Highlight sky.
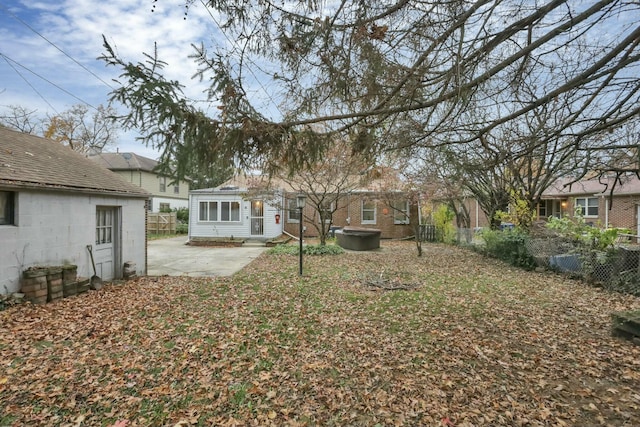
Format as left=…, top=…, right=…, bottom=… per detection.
left=0, top=0, right=225, bottom=159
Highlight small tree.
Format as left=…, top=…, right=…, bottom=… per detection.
left=276, top=142, right=371, bottom=246
left=44, top=104, right=119, bottom=154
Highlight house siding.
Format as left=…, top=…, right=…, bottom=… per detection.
left=111, top=170, right=190, bottom=212
left=188, top=191, right=283, bottom=240
left=0, top=189, right=147, bottom=294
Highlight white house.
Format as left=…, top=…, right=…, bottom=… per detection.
left=0, top=127, right=150, bottom=294
left=188, top=185, right=284, bottom=242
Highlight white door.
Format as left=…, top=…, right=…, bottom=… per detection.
left=95, top=207, right=119, bottom=280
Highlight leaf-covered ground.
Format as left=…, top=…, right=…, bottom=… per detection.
left=1, top=241, right=639, bottom=426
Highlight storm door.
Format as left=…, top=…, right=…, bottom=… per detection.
left=250, top=200, right=264, bottom=236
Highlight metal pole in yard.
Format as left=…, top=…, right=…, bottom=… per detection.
left=297, top=194, right=307, bottom=276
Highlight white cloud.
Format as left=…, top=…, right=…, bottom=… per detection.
left=0, top=0, right=228, bottom=156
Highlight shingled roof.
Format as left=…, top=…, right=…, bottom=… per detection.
left=89, top=152, right=159, bottom=172
left=0, top=127, right=149, bottom=197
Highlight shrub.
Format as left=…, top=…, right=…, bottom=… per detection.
left=176, top=223, right=188, bottom=234
left=480, top=229, right=536, bottom=270
left=174, top=208, right=189, bottom=222
left=433, top=205, right=456, bottom=243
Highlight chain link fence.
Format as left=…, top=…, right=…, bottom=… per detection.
left=443, top=226, right=640, bottom=296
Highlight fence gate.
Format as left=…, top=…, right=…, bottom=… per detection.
left=147, top=212, right=177, bottom=234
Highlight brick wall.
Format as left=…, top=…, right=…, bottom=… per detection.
left=283, top=192, right=417, bottom=239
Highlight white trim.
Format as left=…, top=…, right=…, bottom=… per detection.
left=361, top=200, right=377, bottom=224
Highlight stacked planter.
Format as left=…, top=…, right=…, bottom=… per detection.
left=123, top=261, right=137, bottom=280
left=21, top=268, right=49, bottom=305
left=62, top=265, right=78, bottom=297
left=76, top=278, right=90, bottom=294
left=21, top=265, right=88, bottom=304
left=46, top=267, right=63, bottom=302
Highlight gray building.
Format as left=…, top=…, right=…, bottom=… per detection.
left=0, top=127, right=149, bottom=294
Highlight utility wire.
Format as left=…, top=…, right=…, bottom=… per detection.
left=0, top=51, right=97, bottom=109
left=0, top=2, right=115, bottom=90
left=198, top=0, right=284, bottom=117
left=0, top=53, right=58, bottom=112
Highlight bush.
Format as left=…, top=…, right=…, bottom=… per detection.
left=267, top=244, right=345, bottom=256
left=176, top=223, right=188, bottom=234
left=174, top=207, right=189, bottom=223
left=433, top=205, right=456, bottom=243
left=480, top=229, right=536, bottom=270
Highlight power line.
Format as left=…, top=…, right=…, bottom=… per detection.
left=0, top=2, right=115, bottom=91
left=198, top=0, right=284, bottom=118
left=0, top=53, right=58, bottom=113
left=0, top=51, right=97, bottom=109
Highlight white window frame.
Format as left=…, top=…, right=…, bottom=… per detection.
left=174, top=184, right=180, bottom=194
left=287, top=198, right=301, bottom=223
left=361, top=200, right=377, bottom=224
left=95, top=207, right=113, bottom=245
left=199, top=201, right=218, bottom=222
left=391, top=200, right=410, bottom=224
left=220, top=201, right=241, bottom=222
left=198, top=200, right=241, bottom=222
left=159, top=176, right=166, bottom=193
left=575, top=197, right=598, bottom=218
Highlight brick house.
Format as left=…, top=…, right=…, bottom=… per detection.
left=540, top=175, right=640, bottom=233
left=188, top=174, right=419, bottom=242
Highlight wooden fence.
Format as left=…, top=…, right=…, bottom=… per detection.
left=419, top=224, right=436, bottom=242
left=147, top=212, right=177, bottom=235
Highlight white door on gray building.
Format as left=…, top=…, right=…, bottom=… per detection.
left=95, top=206, right=120, bottom=280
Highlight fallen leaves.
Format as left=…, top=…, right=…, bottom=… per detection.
left=0, top=242, right=639, bottom=426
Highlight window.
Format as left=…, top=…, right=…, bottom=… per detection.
left=575, top=197, right=598, bottom=217
left=199, top=201, right=218, bottom=221
left=287, top=198, right=300, bottom=222
left=362, top=200, right=376, bottom=224
left=159, top=203, right=171, bottom=212
left=159, top=177, right=167, bottom=192
left=96, top=208, right=113, bottom=244
left=199, top=200, right=240, bottom=222
left=391, top=201, right=410, bottom=224
left=221, top=201, right=241, bottom=222
left=0, top=191, right=15, bottom=225
left=174, top=184, right=180, bottom=194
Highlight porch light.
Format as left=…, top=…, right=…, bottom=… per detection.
left=297, top=193, right=307, bottom=276
left=561, top=200, right=568, bottom=209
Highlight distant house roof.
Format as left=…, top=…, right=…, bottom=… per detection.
left=89, top=152, right=159, bottom=172
left=543, top=175, right=640, bottom=198
left=196, top=168, right=408, bottom=194
left=0, top=127, right=149, bottom=197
